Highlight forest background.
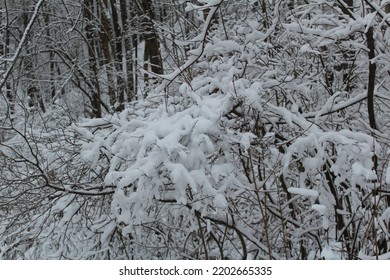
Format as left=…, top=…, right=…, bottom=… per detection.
left=1, top=0, right=390, bottom=260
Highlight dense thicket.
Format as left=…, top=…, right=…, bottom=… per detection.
left=1, top=0, right=390, bottom=259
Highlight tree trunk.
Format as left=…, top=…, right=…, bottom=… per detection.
left=99, top=0, right=116, bottom=110
left=366, top=27, right=377, bottom=132
left=120, top=0, right=136, bottom=102
left=43, top=3, right=56, bottom=100
left=140, top=0, right=163, bottom=76
left=1, top=0, right=14, bottom=115
left=83, top=0, right=102, bottom=118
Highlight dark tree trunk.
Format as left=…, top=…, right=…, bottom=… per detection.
left=140, top=0, right=163, bottom=76
left=366, top=27, right=377, bottom=133
left=120, top=0, right=136, bottom=102
left=110, top=0, right=125, bottom=111
left=83, top=0, right=102, bottom=118
left=99, top=0, right=116, bottom=109
left=1, top=0, right=14, bottom=115
left=43, top=3, right=56, bottom=100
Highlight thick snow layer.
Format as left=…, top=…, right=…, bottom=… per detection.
left=321, top=242, right=343, bottom=260
left=311, top=204, right=327, bottom=215
left=214, top=193, right=228, bottom=208
left=288, top=187, right=319, bottom=198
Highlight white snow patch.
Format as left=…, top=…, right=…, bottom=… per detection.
left=288, top=187, right=319, bottom=198
left=352, top=162, right=377, bottom=181
left=358, top=251, right=390, bottom=260
left=311, top=204, right=327, bottom=215
left=321, top=242, right=343, bottom=260
left=214, top=193, right=228, bottom=208
left=299, top=44, right=321, bottom=55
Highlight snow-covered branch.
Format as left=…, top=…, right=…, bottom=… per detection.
left=0, top=0, right=46, bottom=89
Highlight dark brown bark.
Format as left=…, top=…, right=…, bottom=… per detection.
left=1, top=0, right=14, bottom=115
left=366, top=27, right=377, bottom=132
left=43, top=3, right=56, bottom=99
left=366, top=27, right=378, bottom=173
left=99, top=0, right=116, bottom=109
left=83, top=0, right=102, bottom=118
left=120, top=0, right=136, bottom=102
left=323, top=161, right=352, bottom=254
left=110, top=0, right=125, bottom=111
left=139, top=0, right=163, bottom=76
